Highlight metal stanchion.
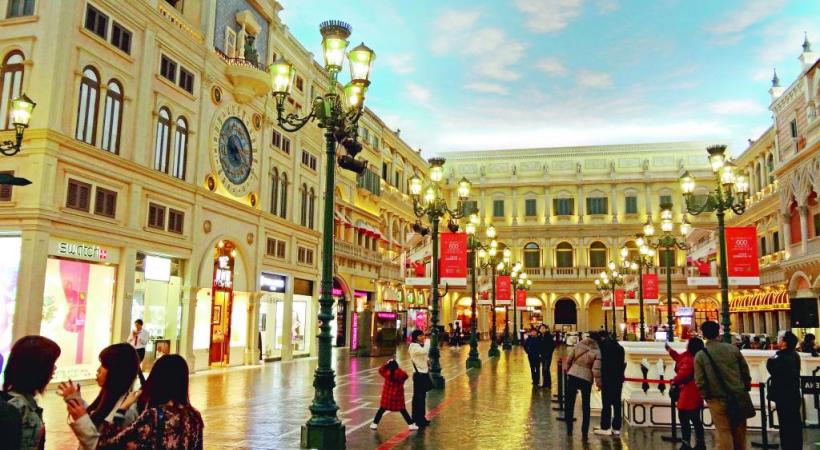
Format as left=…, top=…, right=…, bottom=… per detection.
left=660, top=385, right=680, bottom=443
left=553, top=359, right=564, bottom=412
left=752, top=381, right=779, bottom=448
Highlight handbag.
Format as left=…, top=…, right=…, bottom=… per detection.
left=702, top=348, right=756, bottom=425
left=412, top=361, right=433, bottom=392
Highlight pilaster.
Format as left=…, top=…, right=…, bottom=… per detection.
left=179, top=287, right=199, bottom=370
left=12, top=230, right=49, bottom=340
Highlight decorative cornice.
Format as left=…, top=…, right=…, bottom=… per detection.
left=438, top=141, right=722, bottom=162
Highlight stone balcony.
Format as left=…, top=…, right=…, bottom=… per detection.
left=215, top=49, right=271, bottom=104
left=484, top=266, right=687, bottom=281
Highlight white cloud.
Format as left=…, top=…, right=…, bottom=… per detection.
left=577, top=70, right=612, bottom=88
left=405, top=82, right=432, bottom=105
left=706, top=0, right=787, bottom=37
left=431, top=9, right=481, bottom=55
left=514, top=0, right=584, bottom=33
left=535, top=57, right=568, bottom=76
left=707, top=99, right=767, bottom=116
left=757, top=22, right=816, bottom=66
left=464, top=82, right=509, bottom=94
left=596, top=0, right=619, bottom=13
left=384, top=53, right=414, bottom=75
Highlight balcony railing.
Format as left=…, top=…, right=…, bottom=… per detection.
left=334, top=239, right=390, bottom=267
left=214, top=49, right=271, bottom=103
left=379, top=263, right=402, bottom=282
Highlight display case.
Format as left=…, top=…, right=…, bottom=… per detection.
left=355, top=310, right=399, bottom=357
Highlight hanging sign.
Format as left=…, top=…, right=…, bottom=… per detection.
left=726, top=227, right=760, bottom=286
left=515, top=289, right=527, bottom=307
left=602, top=289, right=626, bottom=308
left=615, top=289, right=625, bottom=307
left=496, top=275, right=511, bottom=305
left=642, top=273, right=659, bottom=304
left=439, top=232, right=467, bottom=286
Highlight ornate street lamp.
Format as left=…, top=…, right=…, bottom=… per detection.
left=622, top=239, right=655, bottom=341
left=1, top=94, right=36, bottom=157
left=270, top=20, right=374, bottom=449
left=409, top=157, right=470, bottom=389
left=642, top=204, right=691, bottom=342
left=466, top=216, right=507, bottom=363
left=680, top=144, right=748, bottom=343
left=594, top=261, right=624, bottom=339
left=510, top=268, right=531, bottom=343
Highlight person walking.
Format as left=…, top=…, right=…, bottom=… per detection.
left=97, top=354, right=203, bottom=449
left=56, top=343, right=141, bottom=450
left=408, top=329, right=432, bottom=426
left=666, top=338, right=706, bottom=450
left=766, top=331, right=802, bottom=450
left=129, top=319, right=150, bottom=362
left=564, top=332, right=600, bottom=439
left=538, top=324, right=555, bottom=389
left=593, top=333, right=625, bottom=437
left=370, top=359, right=417, bottom=431
left=694, top=321, right=754, bottom=450
left=524, top=328, right=541, bottom=385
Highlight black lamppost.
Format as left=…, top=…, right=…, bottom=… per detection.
left=643, top=203, right=691, bottom=342
left=269, top=20, right=375, bottom=449
left=512, top=271, right=532, bottom=338
left=409, top=159, right=471, bottom=389
left=497, top=258, right=514, bottom=350
left=680, top=145, right=749, bottom=343
left=466, top=217, right=507, bottom=362
left=594, top=261, right=624, bottom=339
left=621, top=238, right=655, bottom=341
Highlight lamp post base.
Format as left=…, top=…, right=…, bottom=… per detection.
left=466, top=356, right=482, bottom=369
left=488, top=340, right=500, bottom=358
left=431, top=372, right=446, bottom=389
left=301, top=421, right=346, bottom=449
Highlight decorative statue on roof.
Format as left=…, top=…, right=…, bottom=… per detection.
left=244, top=34, right=259, bottom=65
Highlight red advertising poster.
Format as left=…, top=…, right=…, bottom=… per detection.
left=515, top=289, right=527, bottom=307
left=642, top=273, right=659, bottom=304
left=496, top=276, right=511, bottom=305
left=439, top=232, right=467, bottom=286
left=614, top=289, right=625, bottom=307
left=726, top=227, right=760, bottom=285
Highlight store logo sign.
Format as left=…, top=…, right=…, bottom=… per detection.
left=260, top=272, right=286, bottom=293
left=57, top=242, right=108, bottom=260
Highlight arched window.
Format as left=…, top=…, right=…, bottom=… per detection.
left=766, top=154, right=774, bottom=184
left=589, top=241, right=607, bottom=268
left=171, top=116, right=188, bottom=179
left=0, top=51, right=25, bottom=130
left=556, top=242, right=573, bottom=268
left=308, top=188, right=316, bottom=229
left=523, top=242, right=540, bottom=268
left=279, top=173, right=288, bottom=219
left=300, top=183, right=308, bottom=227
left=270, top=168, right=279, bottom=214
left=754, top=163, right=762, bottom=192
left=100, top=80, right=123, bottom=153
left=153, top=107, right=172, bottom=173
left=75, top=66, right=100, bottom=144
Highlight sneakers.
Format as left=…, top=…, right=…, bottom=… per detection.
left=612, top=429, right=621, bottom=436
left=593, top=428, right=612, bottom=436
left=408, top=424, right=419, bottom=431
left=369, top=423, right=378, bottom=430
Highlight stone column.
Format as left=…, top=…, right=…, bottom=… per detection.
left=511, top=188, right=518, bottom=225
left=778, top=212, right=788, bottom=255
left=543, top=188, right=551, bottom=225
left=799, top=205, right=809, bottom=255
left=577, top=186, right=585, bottom=224
left=179, top=287, right=200, bottom=371
left=12, top=230, right=50, bottom=340
left=645, top=183, right=653, bottom=220
left=245, top=292, right=261, bottom=365
left=113, top=247, right=138, bottom=344
left=281, top=279, right=295, bottom=361
left=610, top=184, right=618, bottom=224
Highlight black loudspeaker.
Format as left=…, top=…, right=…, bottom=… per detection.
left=790, top=298, right=819, bottom=328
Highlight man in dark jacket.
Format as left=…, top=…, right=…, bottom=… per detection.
left=524, top=328, right=541, bottom=385
left=538, top=324, right=555, bottom=389
left=767, top=331, right=802, bottom=450
left=593, top=333, right=625, bottom=436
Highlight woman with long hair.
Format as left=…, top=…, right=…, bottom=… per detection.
left=666, top=338, right=706, bottom=450
left=97, top=354, right=203, bottom=449
left=370, top=359, right=416, bottom=431
left=57, top=343, right=141, bottom=449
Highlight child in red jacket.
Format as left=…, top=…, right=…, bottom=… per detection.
left=666, top=338, right=706, bottom=450
left=370, top=359, right=418, bottom=431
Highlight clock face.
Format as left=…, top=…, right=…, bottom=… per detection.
left=218, top=117, right=252, bottom=185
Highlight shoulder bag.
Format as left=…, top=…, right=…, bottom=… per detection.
left=412, top=360, right=433, bottom=392
left=702, top=348, right=755, bottom=426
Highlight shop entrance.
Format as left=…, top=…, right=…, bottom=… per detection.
left=209, top=241, right=236, bottom=366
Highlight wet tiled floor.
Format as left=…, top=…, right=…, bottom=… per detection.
left=40, top=343, right=816, bottom=449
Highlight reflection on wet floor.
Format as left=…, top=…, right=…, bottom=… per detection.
left=40, top=344, right=815, bottom=449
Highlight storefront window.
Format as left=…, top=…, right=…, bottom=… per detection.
left=192, top=289, right=211, bottom=350
left=41, top=258, right=116, bottom=381
left=259, top=294, right=283, bottom=359
left=131, top=254, right=183, bottom=355
left=292, top=296, right=309, bottom=354
left=0, top=236, right=21, bottom=363
left=230, top=294, right=248, bottom=346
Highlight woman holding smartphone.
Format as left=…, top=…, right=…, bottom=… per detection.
left=408, top=329, right=432, bottom=426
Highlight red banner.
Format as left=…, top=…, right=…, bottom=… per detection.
left=515, top=289, right=527, bottom=307
left=642, top=273, right=659, bottom=304
left=726, top=226, right=760, bottom=285
left=496, top=275, right=511, bottom=302
left=615, top=289, right=625, bottom=307
left=439, top=232, right=467, bottom=286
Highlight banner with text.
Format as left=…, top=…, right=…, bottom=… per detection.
left=642, top=273, right=659, bottom=304
left=516, top=289, right=527, bottom=307
left=602, top=289, right=626, bottom=308
left=726, top=226, right=760, bottom=286
left=496, top=275, right=512, bottom=305
left=439, top=232, right=467, bottom=286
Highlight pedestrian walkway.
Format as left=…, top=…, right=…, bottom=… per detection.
left=40, top=343, right=816, bottom=449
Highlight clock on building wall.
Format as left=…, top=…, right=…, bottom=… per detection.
left=210, top=104, right=259, bottom=198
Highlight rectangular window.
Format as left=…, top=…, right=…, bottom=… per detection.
left=759, top=237, right=767, bottom=256
left=301, top=151, right=317, bottom=171
left=168, top=209, right=184, bottom=234
left=790, top=119, right=798, bottom=138
left=266, top=238, right=287, bottom=259
left=461, top=200, right=478, bottom=216
left=66, top=179, right=92, bottom=212
left=586, top=197, right=608, bottom=215
left=382, top=162, right=388, bottom=180
left=272, top=130, right=282, bottom=148
left=282, top=137, right=291, bottom=154
left=160, top=55, right=177, bottom=83
left=525, top=199, right=537, bottom=217
left=111, top=22, right=132, bottom=54
left=93, top=187, right=117, bottom=218
left=556, top=251, right=573, bottom=268
left=0, top=171, right=14, bottom=201
left=356, top=168, right=381, bottom=195
left=553, top=198, right=574, bottom=216
left=276, top=240, right=286, bottom=259
left=84, top=4, right=108, bottom=39
left=524, top=251, right=540, bottom=268
left=7, top=0, right=35, bottom=18
left=179, top=67, right=194, bottom=94
left=266, top=238, right=276, bottom=256
left=492, top=199, right=504, bottom=217
left=224, top=27, right=237, bottom=58
left=297, top=246, right=314, bottom=265
left=659, top=194, right=673, bottom=208
left=625, top=196, right=638, bottom=214
left=147, top=203, right=166, bottom=229
left=772, top=231, right=780, bottom=252
left=295, top=76, right=304, bottom=92
left=814, top=213, right=820, bottom=238
left=589, top=250, right=607, bottom=268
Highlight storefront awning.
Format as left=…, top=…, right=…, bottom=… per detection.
left=730, top=289, right=790, bottom=313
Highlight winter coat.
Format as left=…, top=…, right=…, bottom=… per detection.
left=593, top=339, right=626, bottom=388
left=523, top=335, right=541, bottom=359
left=668, top=347, right=704, bottom=411
left=67, top=394, right=139, bottom=450
left=565, top=338, right=600, bottom=383
left=766, top=348, right=801, bottom=405
left=378, top=365, right=409, bottom=411
left=538, top=333, right=556, bottom=357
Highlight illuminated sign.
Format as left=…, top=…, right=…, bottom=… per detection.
left=57, top=242, right=108, bottom=260
left=351, top=312, right=359, bottom=351
left=260, top=272, right=286, bottom=293
left=376, top=312, right=397, bottom=320
left=214, top=255, right=233, bottom=289
left=144, top=255, right=171, bottom=282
